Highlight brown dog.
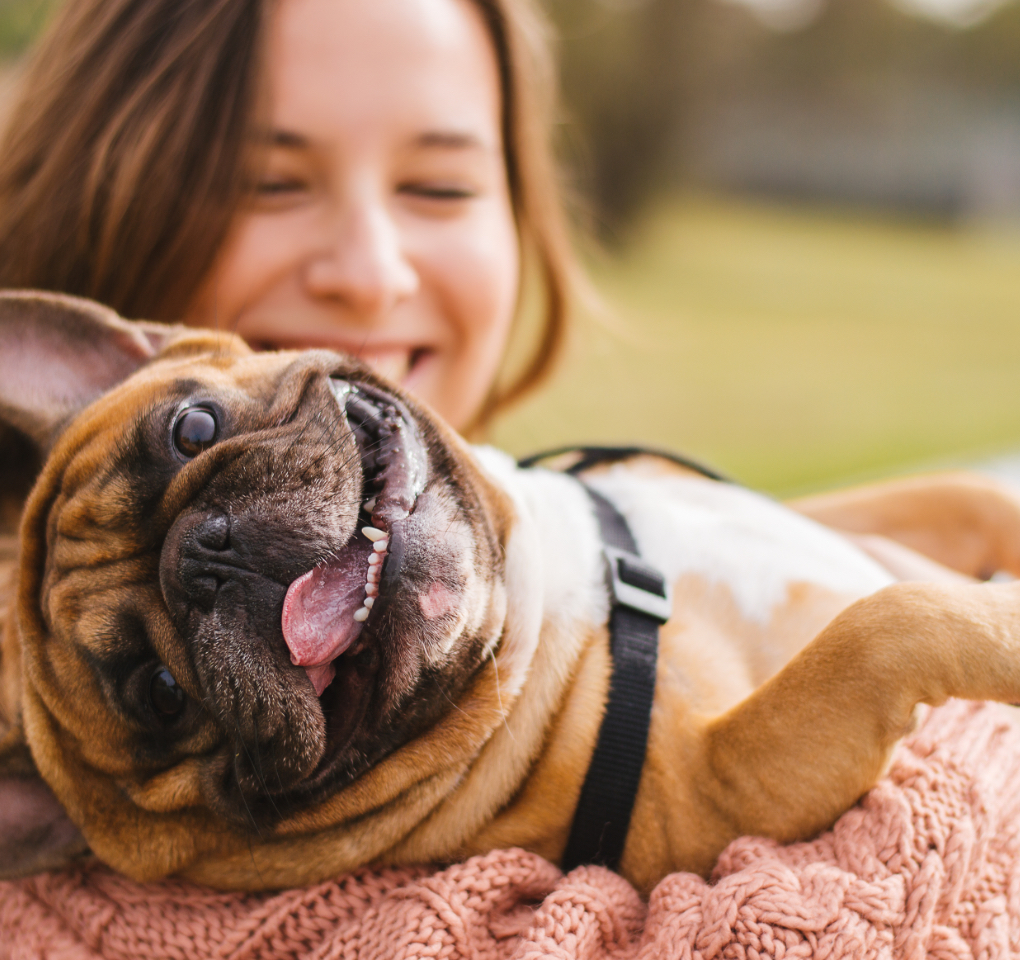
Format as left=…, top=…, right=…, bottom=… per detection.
left=3, top=290, right=1020, bottom=895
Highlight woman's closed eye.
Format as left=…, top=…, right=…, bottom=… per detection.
left=397, top=180, right=480, bottom=217
left=399, top=181, right=476, bottom=200
left=258, top=176, right=307, bottom=194
left=252, top=176, right=312, bottom=208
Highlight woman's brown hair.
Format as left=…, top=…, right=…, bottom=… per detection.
left=0, top=0, right=575, bottom=425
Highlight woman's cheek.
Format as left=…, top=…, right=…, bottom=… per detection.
left=196, top=212, right=311, bottom=324
left=420, top=202, right=520, bottom=347
left=421, top=211, right=519, bottom=427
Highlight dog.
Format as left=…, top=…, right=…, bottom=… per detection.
left=3, top=290, right=1020, bottom=895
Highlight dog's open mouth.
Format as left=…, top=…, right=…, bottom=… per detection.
left=280, top=378, right=427, bottom=696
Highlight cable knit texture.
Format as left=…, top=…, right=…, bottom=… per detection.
left=3, top=699, right=1019, bottom=959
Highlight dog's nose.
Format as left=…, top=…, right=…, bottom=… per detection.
left=195, top=512, right=230, bottom=551
left=173, top=512, right=234, bottom=612
left=161, top=510, right=284, bottom=624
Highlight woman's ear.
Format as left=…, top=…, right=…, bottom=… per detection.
left=0, top=724, right=91, bottom=879
left=0, top=290, right=182, bottom=534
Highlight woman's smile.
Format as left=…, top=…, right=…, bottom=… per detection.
left=242, top=332, right=435, bottom=390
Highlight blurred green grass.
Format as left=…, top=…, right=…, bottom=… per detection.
left=491, top=195, right=1020, bottom=496
left=0, top=0, right=57, bottom=59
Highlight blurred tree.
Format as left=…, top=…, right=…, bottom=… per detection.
left=549, top=0, right=700, bottom=239
left=548, top=0, right=1020, bottom=234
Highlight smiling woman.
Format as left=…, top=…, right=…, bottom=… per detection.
left=186, top=0, right=523, bottom=431
left=0, top=0, right=574, bottom=433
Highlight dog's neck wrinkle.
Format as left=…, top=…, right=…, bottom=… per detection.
left=473, top=448, right=609, bottom=649
left=378, top=449, right=610, bottom=865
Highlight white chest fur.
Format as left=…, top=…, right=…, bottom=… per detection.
left=474, top=449, right=894, bottom=631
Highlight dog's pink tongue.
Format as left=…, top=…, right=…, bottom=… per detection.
left=282, top=559, right=366, bottom=695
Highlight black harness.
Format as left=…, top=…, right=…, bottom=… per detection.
left=518, top=446, right=726, bottom=872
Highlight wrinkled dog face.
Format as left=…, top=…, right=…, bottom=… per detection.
left=20, top=335, right=508, bottom=835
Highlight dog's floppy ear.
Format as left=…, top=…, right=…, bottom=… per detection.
left=0, top=290, right=176, bottom=451
left=0, top=290, right=181, bottom=534
left=0, top=724, right=91, bottom=879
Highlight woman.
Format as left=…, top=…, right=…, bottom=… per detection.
left=0, top=0, right=1018, bottom=580
left=0, top=0, right=572, bottom=435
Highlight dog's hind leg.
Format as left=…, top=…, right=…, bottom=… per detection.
left=791, top=472, right=1020, bottom=581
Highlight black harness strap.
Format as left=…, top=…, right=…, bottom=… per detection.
left=518, top=444, right=729, bottom=483
left=519, top=446, right=706, bottom=871
left=560, top=484, right=669, bottom=872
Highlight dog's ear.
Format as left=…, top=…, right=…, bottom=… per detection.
left=0, top=290, right=177, bottom=452
left=0, top=724, right=91, bottom=879
left=0, top=290, right=181, bottom=534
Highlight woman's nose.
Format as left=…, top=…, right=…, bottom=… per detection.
left=303, top=199, right=419, bottom=316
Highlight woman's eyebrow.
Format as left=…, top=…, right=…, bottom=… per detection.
left=260, top=129, right=492, bottom=151
left=414, top=131, right=490, bottom=151
left=265, top=130, right=308, bottom=149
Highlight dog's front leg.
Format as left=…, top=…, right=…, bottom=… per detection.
left=632, top=580, right=1020, bottom=886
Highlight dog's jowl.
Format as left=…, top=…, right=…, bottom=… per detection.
left=2, top=290, right=1020, bottom=893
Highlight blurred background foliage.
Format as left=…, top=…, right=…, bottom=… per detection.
left=513, top=0, right=1020, bottom=493
left=0, top=0, right=57, bottom=58
left=548, top=0, right=1020, bottom=235
left=1, top=0, right=1019, bottom=493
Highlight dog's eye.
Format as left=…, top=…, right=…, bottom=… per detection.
left=173, top=407, right=218, bottom=458
left=149, top=667, right=186, bottom=718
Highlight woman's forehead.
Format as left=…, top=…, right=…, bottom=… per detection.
left=268, top=0, right=503, bottom=149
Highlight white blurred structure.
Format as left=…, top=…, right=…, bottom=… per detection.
left=687, top=89, right=1020, bottom=222
left=893, top=0, right=1011, bottom=23
left=720, top=0, right=824, bottom=30
left=726, top=0, right=1012, bottom=27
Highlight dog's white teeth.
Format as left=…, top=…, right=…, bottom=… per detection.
left=363, top=498, right=377, bottom=513
left=359, top=531, right=387, bottom=612
left=353, top=606, right=369, bottom=622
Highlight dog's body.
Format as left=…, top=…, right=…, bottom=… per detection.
left=4, top=292, right=1020, bottom=894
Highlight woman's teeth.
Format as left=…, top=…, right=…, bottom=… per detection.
left=353, top=526, right=388, bottom=622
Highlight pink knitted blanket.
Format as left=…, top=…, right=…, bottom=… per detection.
left=3, top=698, right=1019, bottom=960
